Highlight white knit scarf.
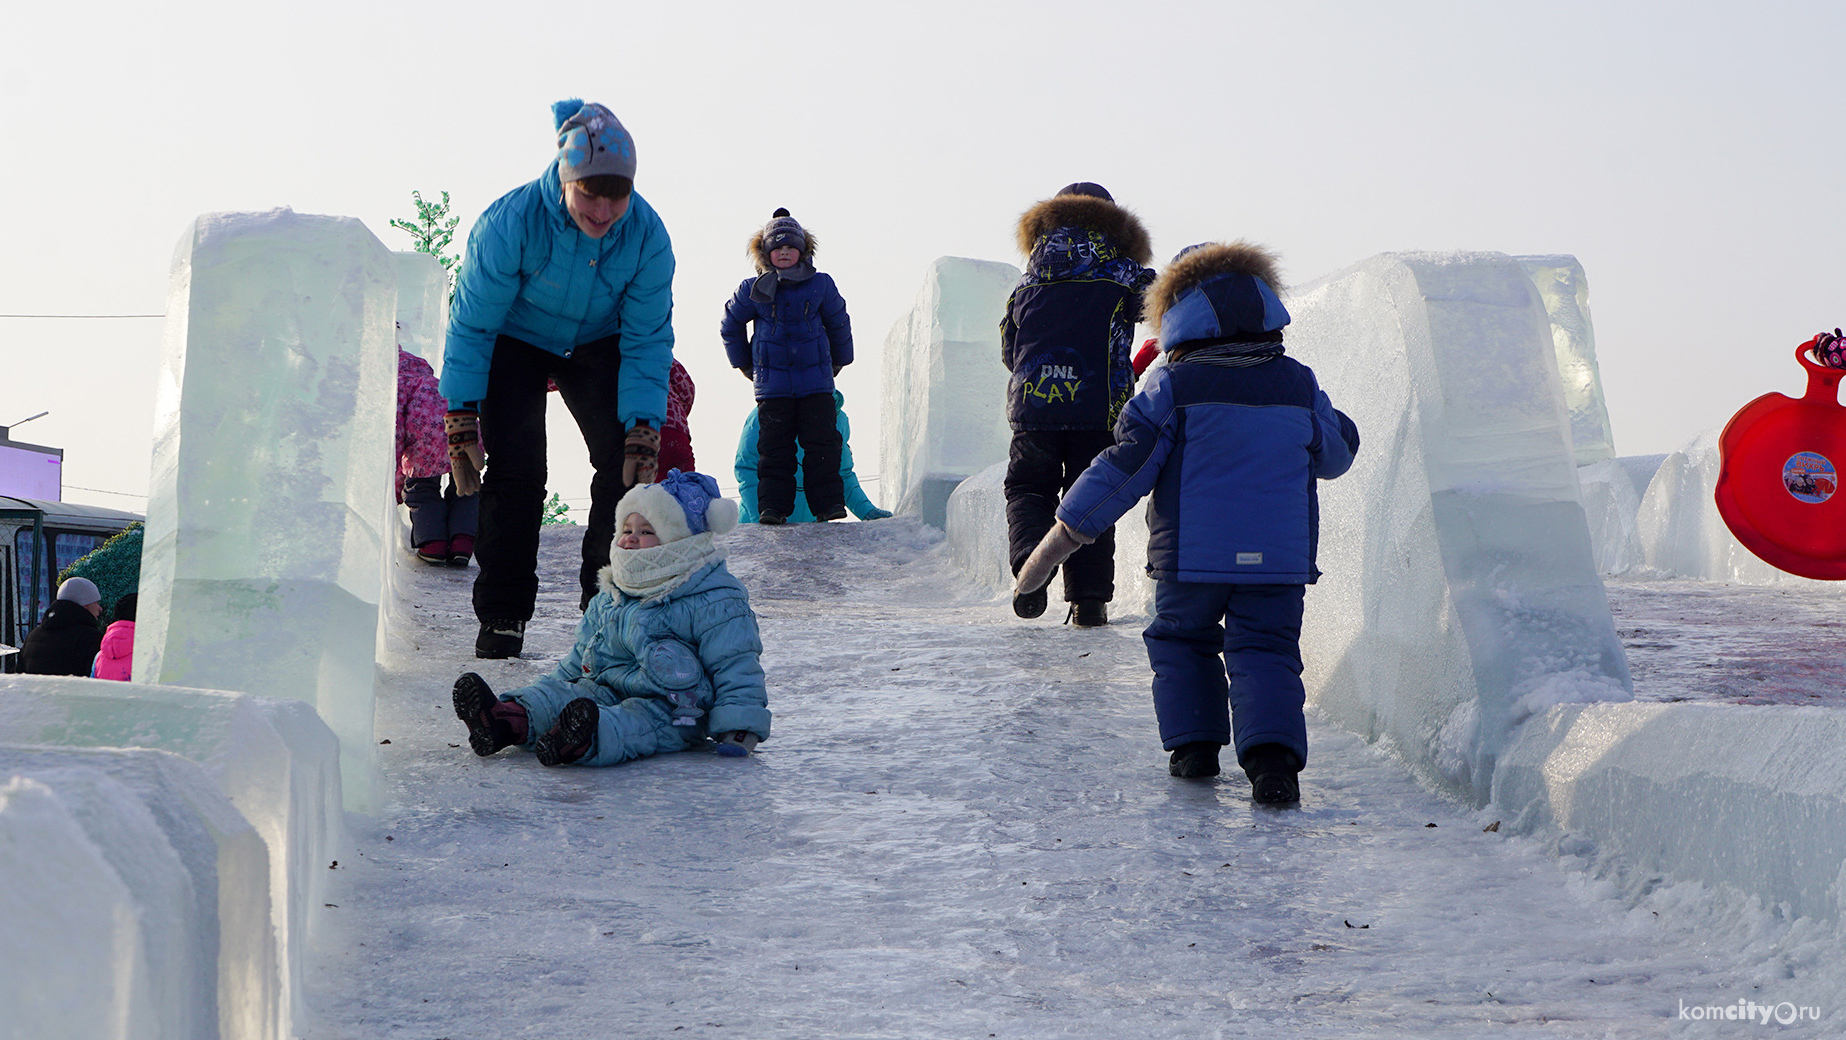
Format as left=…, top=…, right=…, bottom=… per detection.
left=600, top=532, right=724, bottom=600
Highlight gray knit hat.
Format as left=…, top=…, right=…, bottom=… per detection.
left=56, top=576, right=100, bottom=607
left=762, top=208, right=805, bottom=252
left=555, top=100, right=637, bottom=183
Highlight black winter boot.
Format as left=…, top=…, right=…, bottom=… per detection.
left=535, top=697, right=599, bottom=767
left=475, top=619, right=525, bottom=659
left=1068, top=600, right=1108, bottom=627
left=1013, top=585, right=1048, bottom=619
left=452, top=673, right=527, bottom=756
left=1243, top=743, right=1302, bottom=805
left=1168, top=742, right=1222, bottom=779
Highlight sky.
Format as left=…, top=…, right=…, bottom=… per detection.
left=3, top=0, right=1843, bottom=518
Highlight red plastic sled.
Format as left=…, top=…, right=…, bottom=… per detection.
left=1715, top=337, right=1846, bottom=579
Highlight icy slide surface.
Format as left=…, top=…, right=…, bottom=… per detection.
left=304, top=522, right=1842, bottom=1039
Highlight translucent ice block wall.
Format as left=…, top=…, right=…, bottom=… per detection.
left=1518, top=255, right=1614, bottom=466
left=880, top=257, right=1019, bottom=528
left=394, top=249, right=448, bottom=368
left=0, top=674, right=343, bottom=1038
left=138, top=208, right=396, bottom=810
left=1288, top=252, right=1632, bottom=803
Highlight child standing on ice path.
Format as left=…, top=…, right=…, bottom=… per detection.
left=721, top=208, right=854, bottom=525
left=1014, top=242, right=1361, bottom=805
left=451, top=469, right=770, bottom=766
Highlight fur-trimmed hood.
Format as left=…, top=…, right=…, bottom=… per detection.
left=1144, top=241, right=1284, bottom=330
left=1015, top=195, right=1152, bottom=265
left=747, top=225, right=820, bottom=274
left=1145, top=242, right=1290, bottom=350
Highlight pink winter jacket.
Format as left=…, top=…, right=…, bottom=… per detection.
left=93, top=619, right=135, bottom=681
left=397, top=349, right=450, bottom=498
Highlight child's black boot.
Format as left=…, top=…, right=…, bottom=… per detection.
left=452, top=673, right=527, bottom=756
left=1243, top=743, right=1302, bottom=806
left=535, top=697, right=599, bottom=766
left=1168, top=741, right=1221, bottom=779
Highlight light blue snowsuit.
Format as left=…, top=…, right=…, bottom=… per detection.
left=505, top=560, right=769, bottom=767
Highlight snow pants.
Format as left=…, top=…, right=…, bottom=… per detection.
left=506, top=676, right=700, bottom=768
left=1142, top=581, right=1308, bottom=769
left=404, top=474, right=480, bottom=547
left=757, top=393, right=843, bottom=519
left=474, top=333, right=631, bottom=619
left=1005, top=428, right=1117, bottom=603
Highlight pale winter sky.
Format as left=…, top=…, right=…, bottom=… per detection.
left=3, top=1, right=1841, bottom=517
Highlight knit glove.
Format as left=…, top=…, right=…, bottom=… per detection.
left=861, top=507, right=894, bottom=520
left=715, top=730, right=760, bottom=757
left=623, top=420, right=660, bottom=487
left=1015, top=520, right=1093, bottom=598
left=445, top=410, right=484, bottom=496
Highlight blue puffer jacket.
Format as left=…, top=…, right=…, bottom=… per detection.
left=721, top=273, right=853, bottom=400
left=1058, top=245, right=1359, bottom=584
left=438, top=160, right=676, bottom=425
left=524, top=558, right=771, bottom=741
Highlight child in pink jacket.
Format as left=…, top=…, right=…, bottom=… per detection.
left=399, top=346, right=480, bottom=565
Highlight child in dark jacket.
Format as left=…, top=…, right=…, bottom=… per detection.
left=1001, top=183, right=1155, bottom=627
left=720, top=209, right=853, bottom=524
left=1015, top=242, right=1360, bottom=805
left=452, top=469, right=770, bottom=766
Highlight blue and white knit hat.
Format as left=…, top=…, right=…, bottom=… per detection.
left=553, top=99, right=637, bottom=183
left=615, top=469, right=740, bottom=545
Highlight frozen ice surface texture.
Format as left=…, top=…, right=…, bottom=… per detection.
left=1287, top=251, right=1632, bottom=804
left=880, top=256, right=1019, bottom=527
left=0, top=674, right=343, bottom=1035
left=1578, top=458, right=1646, bottom=574
left=393, top=250, right=448, bottom=368
left=0, top=746, right=280, bottom=1040
left=138, top=208, right=397, bottom=810
left=1518, top=255, right=1616, bottom=465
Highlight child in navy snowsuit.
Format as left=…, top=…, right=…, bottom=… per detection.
left=452, top=469, right=771, bottom=766
left=1001, top=183, right=1155, bottom=627
left=720, top=209, right=853, bottom=524
left=1015, top=242, right=1360, bottom=804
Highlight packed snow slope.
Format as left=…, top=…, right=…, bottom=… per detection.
left=307, top=520, right=1841, bottom=1038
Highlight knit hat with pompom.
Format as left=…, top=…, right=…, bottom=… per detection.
left=614, top=469, right=740, bottom=546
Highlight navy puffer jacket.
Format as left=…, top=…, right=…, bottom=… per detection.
left=721, top=273, right=853, bottom=400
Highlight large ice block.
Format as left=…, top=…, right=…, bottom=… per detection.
left=1517, top=256, right=1616, bottom=465
left=1635, top=428, right=1846, bottom=588
left=880, top=257, right=1019, bottom=528
left=0, top=674, right=343, bottom=1034
left=0, top=746, right=280, bottom=1040
left=1287, top=252, right=1632, bottom=804
left=394, top=250, right=449, bottom=367
left=138, top=208, right=397, bottom=810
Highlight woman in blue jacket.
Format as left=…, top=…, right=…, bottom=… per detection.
left=438, top=99, right=677, bottom=659
left=720, top=210, right=853, bottom=524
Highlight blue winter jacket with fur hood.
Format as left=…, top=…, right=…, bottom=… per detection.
left=439, top=152, right=675, bottom=424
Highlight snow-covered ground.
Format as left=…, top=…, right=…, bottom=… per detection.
left=1609, top=578, right=1846, bottom=709
left=305, top=520, right=1844, bottom=1038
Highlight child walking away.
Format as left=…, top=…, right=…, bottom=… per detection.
left=1014, top=242, right=1360, bottom=806
left=720, top=209, right=853, bottom=525
left=452, top=469, right=770, bottom=766
left=398, top=344, right=479, bottom=565
left=1001, top=183, right=1155, bottom=627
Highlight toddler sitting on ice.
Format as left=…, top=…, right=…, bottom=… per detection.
left=452, top=469, right=770, bottom=766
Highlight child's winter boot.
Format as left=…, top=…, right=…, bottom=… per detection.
left=447, top=534, right=474, bottom=567
left=416, top=540, right=450, bottom=564
left=452, top=672, right=528, bottom=756
left=535, top=697, right=599, bottom=766
left=1168, top=741, right=1221, bottom=779
left=1069, top=600, right=1108, bottom=627
left=1242, top=743, right=1301, bottom=805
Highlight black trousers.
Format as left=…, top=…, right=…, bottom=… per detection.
left=1004, top=428, right=1118, bottom=603
left=757, top=393, right=843, bottom=518
left=474, top=333, right=630, bottom=620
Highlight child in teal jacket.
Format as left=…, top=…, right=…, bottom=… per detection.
left=452, top=470, right=770, bottom=766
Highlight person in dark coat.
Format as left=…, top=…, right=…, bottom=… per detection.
left=720, top=209, right=853, bottom=525
left=1015, top=241, right=1360, bottom=805
left=19, top=577, right=105, bottom=677
left=1001, top=182, right=1155, bottom=627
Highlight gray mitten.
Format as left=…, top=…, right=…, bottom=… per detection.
left=715, top=730, right=760, bottom=757
left=1014, top=520, right=1092, bottom=598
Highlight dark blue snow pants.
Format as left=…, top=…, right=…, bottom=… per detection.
left=1143, top=581, right=1308, bottom=769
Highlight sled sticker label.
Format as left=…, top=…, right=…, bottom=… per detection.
left=1781, top=451, right=1837, bottom=504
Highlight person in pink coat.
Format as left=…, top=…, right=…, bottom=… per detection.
left=92, top=593, right=137, bottom=681
left=400, top=345, right=480, bottom=565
